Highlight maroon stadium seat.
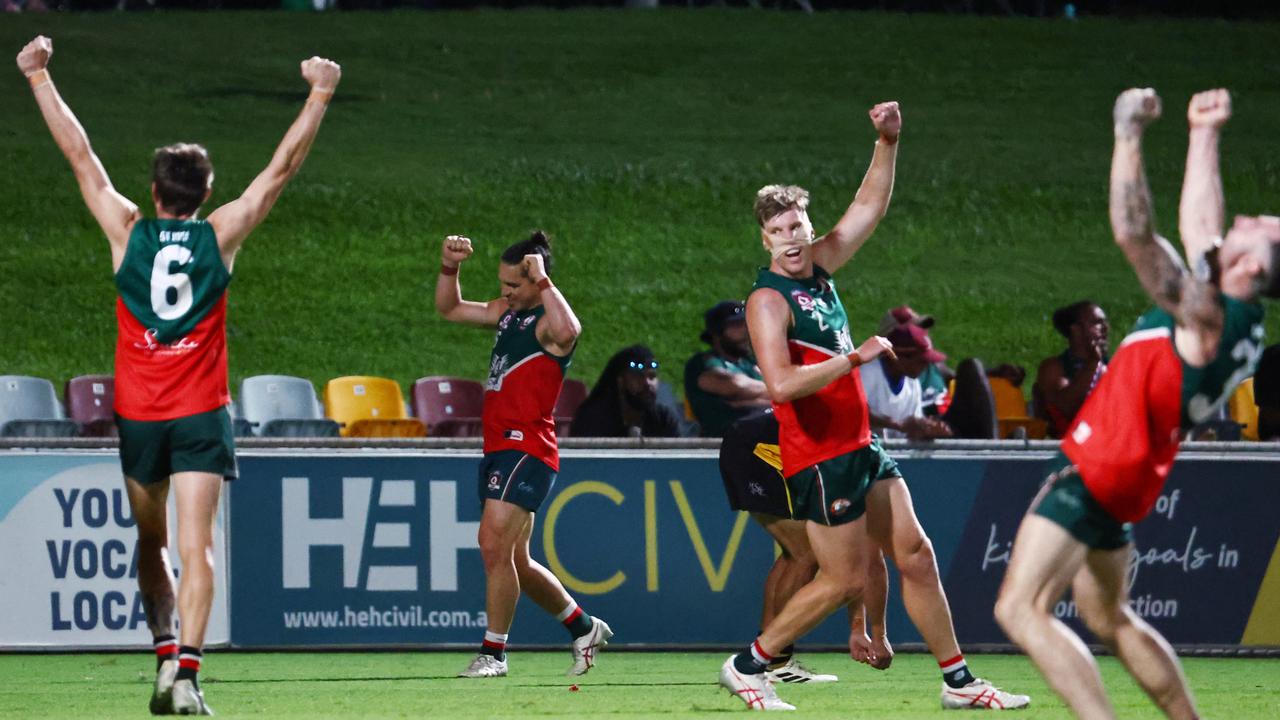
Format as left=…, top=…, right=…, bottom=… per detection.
left=65, top=374, right=117, bottom=437
left=412, top=376, right=485, bottom=437
left=554, top=378, right=588, bottom=437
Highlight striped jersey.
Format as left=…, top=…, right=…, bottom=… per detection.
left=482, top=306, right=573, bottom=469
left=113, top=218, right=231, bottom=421
left=751, top=266, right=870, bottom=478
left=1062, top=295, right=1265, bottom=522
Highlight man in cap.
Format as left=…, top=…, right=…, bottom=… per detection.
left=861, top=323, right=955, bottom=440
left=684, top=300, right=771, bottom=437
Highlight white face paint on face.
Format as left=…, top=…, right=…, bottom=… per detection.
left=761, top=207, right=817, bottom=259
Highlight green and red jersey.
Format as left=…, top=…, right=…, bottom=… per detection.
left=483, top=306, right=573, bottom=470
left=1062, top=295, right=1265, bottom=523
left=113, top=218, right=231, bottom=421
left=751, top=266, right=870, bottom=478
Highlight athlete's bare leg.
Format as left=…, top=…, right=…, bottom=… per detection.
left=752, top=514, right=817, bottom=628
left=994, top=515, right=1110, bottom=718
left=477, top=499, right=531, bottom=634
left=514, top=514, right=577, bottom=615
left=865, top=477, right=963, bottom=662
left=125, top=477, right=177, bottom=637
left=1073, top=546, right=1199, bottom=720
left=171, top=472, right=222, bottom=648
left=755, top=517, right=869, bottom=655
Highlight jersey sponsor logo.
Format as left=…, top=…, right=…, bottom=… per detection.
left=158, top=229, right=191, bottom=244
left=829, top=498, right=851, bottom=516
left=520, top=315, right=537, bottom=330
left=1072, top=421, right=1093, bottom=445
left=498, top=313, right=514, bottom=330
left=790, top=289, right=816, bottom=312
left=131, top=328, right=199, bottom=355
left=505, top=430, right=525, bottom=442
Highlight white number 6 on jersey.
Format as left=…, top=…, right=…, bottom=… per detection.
left=150, top=245, right=194, bottom=320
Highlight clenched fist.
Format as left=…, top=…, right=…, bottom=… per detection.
left=869, top=101, right=901, bottom=142
left=301, top=56, right=341, bottom=91
left=17, top=36, right=52, bottom=77
left=1114, top=88, right=1162, bottom=135
left=442, top=235, right=473, bottom=267
left=1187, top=88, right=1230, bottom=130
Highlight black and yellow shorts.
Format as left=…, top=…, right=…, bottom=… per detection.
left=785, top=439, right=901, bottom=526
left=719, top=410, right=794, bottom=519
left=1031, top=453, right=1133, bottom=550
left=116, top=406, right=238, bottom=485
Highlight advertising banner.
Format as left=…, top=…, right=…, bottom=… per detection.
left=0, top=453, right=230, bottom=649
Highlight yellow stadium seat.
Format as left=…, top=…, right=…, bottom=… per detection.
left=324, top=376, right=426, bottom=438
left=989, top=377, right=1048, bottom=440
left=1229, top=377, right=1259, bottom=441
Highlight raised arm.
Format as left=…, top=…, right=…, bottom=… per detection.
left=746, top=289, right=894, bottom=404
left=1178, top=89, right=1230, bottom=265
left=19, top=36, right=140, bottom=268
left=527, top=254, right=582, bottom=356
left=1109, top=88, right=1223, bottom=366
left=207, top=57, right=341, bottom=268
left=434, top=235, right=506, bottom=327
left=812, top=101, right=901, bottom=273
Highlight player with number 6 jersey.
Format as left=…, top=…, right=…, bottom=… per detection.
left=19, top=35, right=341, bottom=715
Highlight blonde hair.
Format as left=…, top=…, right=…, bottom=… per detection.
left=754, top=185, right=810, bottom=227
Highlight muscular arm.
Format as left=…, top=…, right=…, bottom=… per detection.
left=813, top=102, right=901, bottom=274
left=747, top=290, right=857, bottom=404
left=207, top=57, right=340, bottom=269
left=1109, top=89, right=1223, bottom=367
left=1179, top=89, right=1230, bottom=265
left=535, top=282, right=582, bottom=356
left=434, top=235, right=505, bottom=326
left=19, top=37, right=139, bottom=268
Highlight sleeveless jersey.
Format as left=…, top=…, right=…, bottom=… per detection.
left=483, top=306, right=573, bottom=469
left=751, top=266, right=870, bottom=478
left=113, top=218, right=232, bottom=421
left=1062, top=295, right=1265, bottom=523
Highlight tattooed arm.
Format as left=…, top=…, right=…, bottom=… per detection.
left=1109, top=88, right=1223, bottom=367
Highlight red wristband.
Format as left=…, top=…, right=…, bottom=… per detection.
left=878, top=133, right=899, bottom=146
left=847, top=353, right=863, bottom=371
left=537, top=277, right=553, bottom=291
left=440, top=264, right=459, bottom=276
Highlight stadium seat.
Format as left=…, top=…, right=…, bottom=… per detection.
left=65, top=374, right=117, bottom=437
left=553, top=378, right=588, bottom=437
left=1229, top=377, right=1259, bottom=441
left=411, top=376, right=485, bottom=437
left=239, top=375, right=340, bottom=438
left=989, top=377, right=1048, bottom=440
left=0, top=375, right=78, bottom=438
left=324, top=376, right=425, bottom=438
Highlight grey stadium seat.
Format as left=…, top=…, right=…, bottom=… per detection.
left=238, top=375, right=340, bottom=438
left=0, top=375, right=78, bottom=438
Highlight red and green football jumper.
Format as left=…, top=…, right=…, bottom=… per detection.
left=483, top=306, right=572, bottom=471
left=1061, top=295, right=1265, bottom=523
left=113, top=218, right=232, bottom=421
left=751, top=266, right=869, bottom=479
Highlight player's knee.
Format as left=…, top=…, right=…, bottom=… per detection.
left=477, top=528, right=514, bottom=567
left=1076, top=600, right=1125, bottom=645
left=993, top=590, right=1027, bottom=636
left=895, top=533, right=938, bottom=582
left=829, top=575, right=866, bottom=606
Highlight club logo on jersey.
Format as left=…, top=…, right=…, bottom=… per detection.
left=830, top=498, right=852, bottom=516
left=520, top=315, right=537, bottom=330
left=132, top=328, right=199, bottom=355
left=790, top=290, right=816, bottom=312
left=486, top=354, right=510, bottom=391
left=498, top=313, right=514, bottom=330
left=487, top=471, right=503, bottom=492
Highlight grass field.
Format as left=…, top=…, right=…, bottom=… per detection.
left=0, top=651, right=1276, bottom=718
left=2, top=10, right=1279, bottom=398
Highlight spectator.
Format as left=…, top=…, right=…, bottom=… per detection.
left=879, top=305, right=1025, bottom=417
left=1033, top=300, right=1109, bottom=439
left=684, top=300, right=770, bottom=437
left=1256, top=344, right=1280, bottom=441
left=570, top=345, right=682, bottom=438
left=861, top=323, right=998, bottom=440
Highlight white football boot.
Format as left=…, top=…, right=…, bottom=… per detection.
left=567, top=617, right=613, bottom=676
left=458, top=653, right=508, bottom=678
left=170, top=679, right=214, bottom=716
left=766, top=657, right=838, bottom=684
left=719, top=655, right=796, bottom=711
left=149, top=658, right=178, bottom=715
left=941, top=678, right=1031, bottom=710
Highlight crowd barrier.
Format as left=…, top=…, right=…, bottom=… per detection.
left=2, top=439, right=1277, bottom=652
